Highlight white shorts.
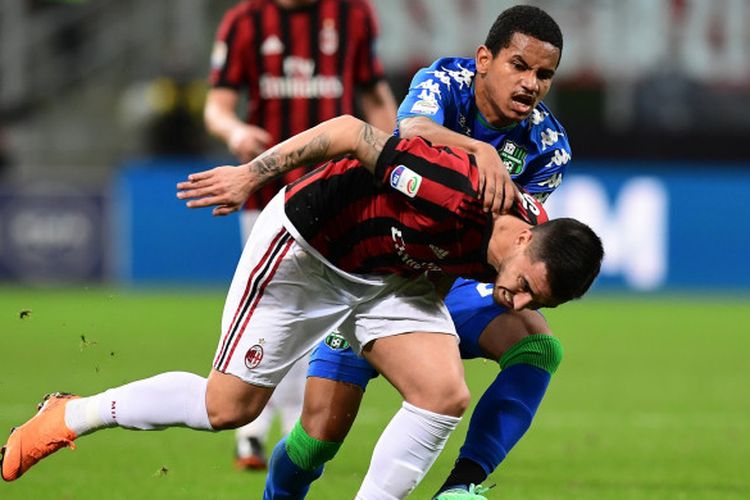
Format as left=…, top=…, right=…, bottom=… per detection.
left=214, top=190, right=457, bottom=387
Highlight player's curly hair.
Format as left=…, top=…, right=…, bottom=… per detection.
left=529, top=218, right=603, bottom=303
left=485, top=5, right=563, bottom=63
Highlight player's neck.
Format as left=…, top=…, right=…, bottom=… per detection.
left=486, top=215, right=530, bottom=269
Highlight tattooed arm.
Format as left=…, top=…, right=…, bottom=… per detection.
left=176, top=115, right=391, bottom=215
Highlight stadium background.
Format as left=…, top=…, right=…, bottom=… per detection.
left=0, top=0, right=748, bottom=498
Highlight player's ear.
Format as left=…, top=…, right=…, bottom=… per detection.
left=475, top=45, right=492, bottom=74
left=515, top=228, right=533, bottom=248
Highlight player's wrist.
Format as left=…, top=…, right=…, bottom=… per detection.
left=470, top=140, right=497, bottom=156
left=228, top=126, right=250, bottom=152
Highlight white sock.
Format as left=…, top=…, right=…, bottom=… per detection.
left=356, top=401, right=461, bottom=500
left=64, top=372, right=213, bottom=435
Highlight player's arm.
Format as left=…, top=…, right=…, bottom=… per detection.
left=359, top=81, right=398, bottom=133
left=177, top=115, right=389, bottom=215
left=204, top=88, right=272, bottom=163
left=400, top=115, right=517, bottom=215
left=521, top=128, right=571, bottom=203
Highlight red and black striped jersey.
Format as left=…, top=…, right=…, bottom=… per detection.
left=210, top=0, right=385, bottom=209
left=283, top=136, right=548, bottom=280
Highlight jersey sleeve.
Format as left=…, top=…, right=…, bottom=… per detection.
left=209, top=5, right=253, bottom=89
left=521, top=145, right=570, bottom=203
left=518, top=112, right=572, bottom=203
left=396, top=62, right=453, bottom=125
left=375, top=136, right=478, bottom=210
left=352, top=0, right=386, bottom=86
left=512, top=187, right=549, bottom=225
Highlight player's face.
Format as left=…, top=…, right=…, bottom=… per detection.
left=475, top=32, right=560, bottom=127
left=491, top=249, right=557, bottom=311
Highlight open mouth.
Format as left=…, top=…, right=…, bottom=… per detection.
left=510, top=93, right=535, bottom=113
left=494, top=287, right=513, bottom=309
left=513, top=94, right=534, bottom=105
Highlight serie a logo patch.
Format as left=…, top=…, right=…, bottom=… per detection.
left=390, top=165, right=422, bottom=198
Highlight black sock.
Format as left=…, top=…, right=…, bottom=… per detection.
left=439, top=458, right=487, bottom=491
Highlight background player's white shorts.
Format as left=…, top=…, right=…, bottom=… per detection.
left=214, top=190, right=457, bottom=387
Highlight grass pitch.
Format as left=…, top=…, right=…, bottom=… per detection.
left=0, top=287, right=748, bottom=499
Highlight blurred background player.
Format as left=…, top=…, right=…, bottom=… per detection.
left=261, top=6, right=571, bottom=499
left=204, top=0, right=397, bottom=470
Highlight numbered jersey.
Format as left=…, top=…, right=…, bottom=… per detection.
left=397, top=57, right=570, bottom=203
left=284, top=136, right=547, bottom=281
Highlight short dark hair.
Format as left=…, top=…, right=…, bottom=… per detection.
left=485, top=5, right=563, bottom=61
left=528, top=218, right=603, bottom=303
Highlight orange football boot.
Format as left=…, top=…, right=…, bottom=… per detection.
left=234, top=455, right=268, bottom=471
left=1, top=392, right=80, bottom=481
left=234, top=436, right=267, bottom=471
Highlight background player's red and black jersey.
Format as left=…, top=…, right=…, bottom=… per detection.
left=283, top=136, right=548, bottom=281
left=210, top=0, right=385, bottom=209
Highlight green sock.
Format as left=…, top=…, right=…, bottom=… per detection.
left=285, top=420, right=342, bottom=471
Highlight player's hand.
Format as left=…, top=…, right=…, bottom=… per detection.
left=176, top=165, right=256, bottom=216
left=228, top=125, right=272, bottom=162
left=473, top=142, right=518, bottom=214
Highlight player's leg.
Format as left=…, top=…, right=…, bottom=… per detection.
left=348, top=275, right=467, bottom=499
left=234, top=207, right=279, bottom=470
left=1, top=193, right=331, bottom=482
left=0, top=367, right=275, bottom=482
left=357, top=332, right=469, bottom=500
left=235, top=355, right=309, bottom=471
left=277, top=356, right=311, bottom=436
left=264, top=336, right=377, bottom=499
left=235, top=405, right=275, bottom=470
left=437, top=309, right=563, bottom=497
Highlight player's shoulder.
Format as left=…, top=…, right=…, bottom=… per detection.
left=216, top=1, right=263, bottom=38
left=527, top=101, right=566, bottom=132
left=420, top=57, right=477, bottom=87
left=524, top=101, right=570, bottom=152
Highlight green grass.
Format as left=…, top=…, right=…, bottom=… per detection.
left=1, top=287, right=748, bottom=499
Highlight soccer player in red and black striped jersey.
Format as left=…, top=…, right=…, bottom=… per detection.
left=0, top=116, right=601, bottom=498
left=205, top=0, right=397, bottom=469
left=175, top=115, right=601, bottom=496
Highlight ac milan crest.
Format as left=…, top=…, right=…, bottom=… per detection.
left=320, top=19, right=338, bottom=55
left=244, top=344, right=264, bottom=369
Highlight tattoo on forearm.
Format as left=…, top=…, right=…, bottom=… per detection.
left=357, top=123, right=387, bottom=168
left=249, top=134, right=331, bottom=181
left=283, top=134, right=331, bottom=169
left=252, top=151, right=282, bottom=179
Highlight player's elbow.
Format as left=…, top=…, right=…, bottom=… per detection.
left=334, top=114, right=362, bottom=130
left=398, top=116, right=433, bottom=139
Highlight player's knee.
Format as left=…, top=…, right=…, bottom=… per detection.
left=205, top=393, right=263, bottom=430
left=286, top=420, right=342, bottom=470
left=205, top=371, right=272, bottom=429
left=206, top=405, right=258, bottom=430
left=414, top=379, right=470, bottom=417
left=500, top=334, right=564, bottom=375
left=444, top=383, right=471, bottom=416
